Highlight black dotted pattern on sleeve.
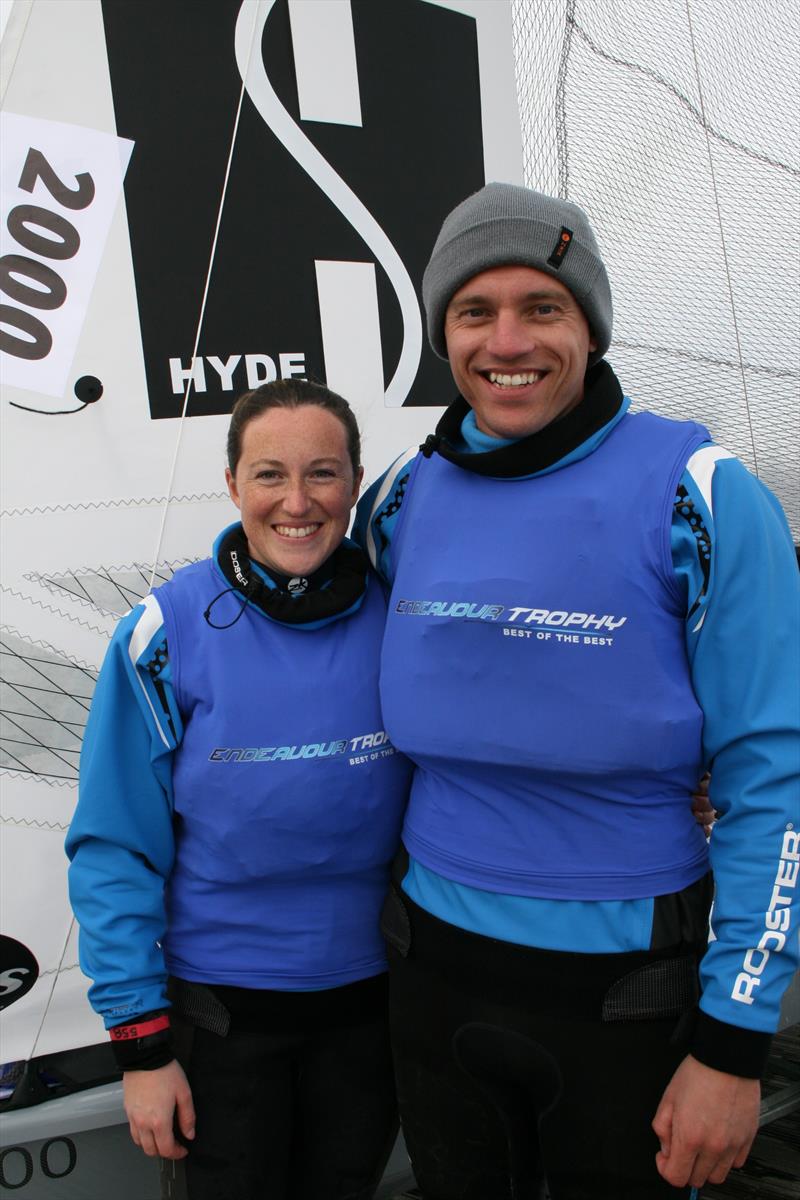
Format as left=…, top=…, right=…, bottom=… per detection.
left=373, top=471, right=410, bottom=561
left=673, top=484, right=712, bottom=622
left=143, top=639, right=177, bottom=742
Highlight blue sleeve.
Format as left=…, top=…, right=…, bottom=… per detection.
left=353, top=449, right=418, bottom=586
left=65, top=596, right=183, bottom=1027
left=672, top=447, right=800, bottom=1040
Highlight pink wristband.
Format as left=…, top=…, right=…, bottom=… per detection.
left=110, top=1014, right=170, bottom=1041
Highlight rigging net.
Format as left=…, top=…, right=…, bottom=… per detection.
left=512, top=0, right=800, bottom=536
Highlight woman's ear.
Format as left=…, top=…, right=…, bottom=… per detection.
left=351, top=465, right=365, bottom=504
left=225, top=466, right=241, bottom=509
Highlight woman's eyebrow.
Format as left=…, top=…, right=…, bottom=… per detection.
left=248, top=456, right=344, bottom=467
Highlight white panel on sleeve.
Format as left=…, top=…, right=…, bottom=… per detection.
left=127, top=594, right=170, bottom=749
left=128, top=594, right=165, bottom=663
left=684, top=446, right=735, bottom=517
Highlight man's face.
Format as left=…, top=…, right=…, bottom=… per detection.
left=444, top=264, right=597, bottom=440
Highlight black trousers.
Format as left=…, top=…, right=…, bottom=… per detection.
left=161, top=975, right=398, bottom=1200
left=384, top=889, right=704, bottom=1200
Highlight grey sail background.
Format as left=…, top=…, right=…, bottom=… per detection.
left=513, top=0, right=799, bottom=538
left=1, top=565, right=192, bottom=782
left=0, top=633, right=95, bottom=783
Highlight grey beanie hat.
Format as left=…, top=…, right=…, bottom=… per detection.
left=422, top=182, right=612, bottom=367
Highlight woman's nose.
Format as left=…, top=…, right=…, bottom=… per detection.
left=282, top=481, right=312, bottom=515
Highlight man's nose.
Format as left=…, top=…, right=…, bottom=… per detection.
left=485, top=313, right=533, bottom=360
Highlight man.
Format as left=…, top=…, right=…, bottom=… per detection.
left=355, top=183, right=799, bottom=1199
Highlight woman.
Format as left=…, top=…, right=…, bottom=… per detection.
left=67, top=380, right=411, bottom=1200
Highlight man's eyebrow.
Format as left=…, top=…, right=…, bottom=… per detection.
left=448, top=292, right=489, bottom=307
left=522, top=290, right=568, bottom=303
left=449, top=289, right=569, bottom=306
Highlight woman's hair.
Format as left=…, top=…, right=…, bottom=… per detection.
left=226, top=379, right=361, bottom=476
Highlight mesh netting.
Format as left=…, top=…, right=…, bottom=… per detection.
left=512, top=0, right=800, bottom=536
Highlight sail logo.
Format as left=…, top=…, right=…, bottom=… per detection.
left=168, top=352, right=308, bottom=397
left=101, top=0, right=485, bottom=420
left=0, top=935, right=39, bottom=1011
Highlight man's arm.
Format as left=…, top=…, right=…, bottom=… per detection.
left=352, top=448, right=418, bottom=585
left=654, top=448, right=799, bottom=1186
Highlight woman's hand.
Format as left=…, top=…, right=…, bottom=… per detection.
left=123, top=1061, right=196, bottom=1159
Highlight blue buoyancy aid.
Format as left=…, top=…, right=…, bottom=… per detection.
left=381, top=411, right=711, bottom=900
left=155, top=559, right=411, bottom=989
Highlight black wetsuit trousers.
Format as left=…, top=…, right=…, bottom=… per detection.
left=161, top=975, right=397, bottom=1200
left=384, top=889, right=703, bottom=1200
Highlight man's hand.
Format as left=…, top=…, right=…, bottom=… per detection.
left=652, top=1055, right=759, bottom=1187
left=691, top=773, right=716, bottom=838
left=123, top=1060, right=196, bottom=1160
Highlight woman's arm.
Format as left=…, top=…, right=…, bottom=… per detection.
left=66, top=599, right=181, bottom=1025
left=67, top=599, right=194, bottom=1157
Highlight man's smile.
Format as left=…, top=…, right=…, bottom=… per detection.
left=483, top=370, right=544, bottom=389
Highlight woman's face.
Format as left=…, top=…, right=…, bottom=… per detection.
left=226, top=405, right=363, bottom=578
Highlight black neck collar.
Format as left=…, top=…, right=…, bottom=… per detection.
left=257, top=557, right=335, bottom=595
left=421, top=360, right=624, bottom=478
left=210, top=525, right=368, bottom=627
